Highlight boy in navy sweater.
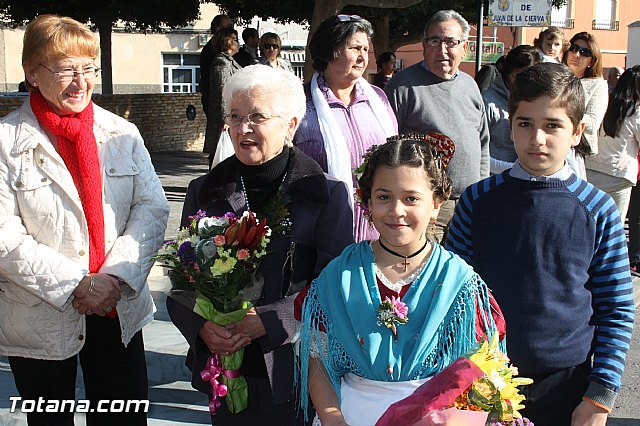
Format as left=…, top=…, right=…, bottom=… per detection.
left=445, top=63, right=635, bottom=426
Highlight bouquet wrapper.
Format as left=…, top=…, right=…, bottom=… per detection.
left=194, top=294, right=253, bottom=414
left=376, top=358, right=484, bottom=426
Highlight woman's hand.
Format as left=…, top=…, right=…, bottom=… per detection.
left=225, top=308, right=266, bottom=340
left=199, top=321, right=251, bottom=356
left=72, top=273, right=121, bottom=316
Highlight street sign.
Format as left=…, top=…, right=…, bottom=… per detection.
left=463, top=41, right=505, bottom=63
left=487, top=0, right=552, bottom=27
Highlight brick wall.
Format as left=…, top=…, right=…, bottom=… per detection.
left=0, top=93, right=206, bottom=152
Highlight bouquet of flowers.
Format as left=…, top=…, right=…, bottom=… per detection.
left=376, top=333, right=534, bottom=426
left=155, top=210, right=271, bottom=414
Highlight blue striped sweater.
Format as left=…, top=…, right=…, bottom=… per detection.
left=444, top=171, right=635, bottom=409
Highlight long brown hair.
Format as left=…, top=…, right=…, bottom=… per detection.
left=562, top=32, right=603, bottom=79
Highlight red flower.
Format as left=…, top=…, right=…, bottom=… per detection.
left=237, top=249, right=249, bottom=261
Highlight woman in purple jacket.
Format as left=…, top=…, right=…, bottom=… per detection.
left=294, top=15, right=398, bottom=242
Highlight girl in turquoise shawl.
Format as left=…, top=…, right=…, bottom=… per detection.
left=298, top=134, right=504, bottom=426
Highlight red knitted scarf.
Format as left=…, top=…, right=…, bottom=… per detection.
left=30, top=91, right=105, bottom=274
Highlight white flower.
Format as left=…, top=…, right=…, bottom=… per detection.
left=489, top=370, right=507, bottom=391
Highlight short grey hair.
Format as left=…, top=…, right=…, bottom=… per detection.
left=222, top=65, right=306, bottom=145
left=423, top=10, right=470, bottom=41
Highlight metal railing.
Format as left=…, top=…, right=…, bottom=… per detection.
left=592, top=20, right=620, bottom=31
left=550, top=18, right=575, bottom=29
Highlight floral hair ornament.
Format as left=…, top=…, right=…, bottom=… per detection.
left=387, top=132, right=456, bottom=169
left=352, top=132, right=455, bottom=217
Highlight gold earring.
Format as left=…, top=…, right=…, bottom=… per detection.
left=428, top=217, right=437, bottom=235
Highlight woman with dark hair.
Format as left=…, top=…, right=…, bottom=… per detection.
left=203, top=28, right=242, bottom=167
left=482, top=44, right=542, bottom=173
left=586, top=66, right=640, bottom=221
left=563, top=32, right=608, bottom=171
left=372, top=51, right=396, bottom=89
left=258, top=32, right=294, bottom=72
left=294, top=15, right=398, bottom=242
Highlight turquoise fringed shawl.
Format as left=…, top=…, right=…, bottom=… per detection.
left=298, top=241, right=499, bottom=414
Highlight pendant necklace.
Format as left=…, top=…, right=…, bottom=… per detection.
left=378, top=238, right=429, bottom=272
left=240, top=173, right=287, bottom=211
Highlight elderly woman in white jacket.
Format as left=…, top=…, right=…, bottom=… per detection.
left=0, top=15, right=169, bottom=426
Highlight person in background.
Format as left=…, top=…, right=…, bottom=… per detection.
left=202, top=28, right=242, bottom=167
left=475, top=55, right=504, bottom=92
left=372, top=51, right=396, bottom=89
left=294, top=14, right=398, bottom=242
left=0, top=15, right=169, bottom=425
left=385, top=9, right=490, bottom=242
left=169, top=65, right=354, bottom=425
left=446, top=62, right=635, bottom=426
left=258, top=32, right=294, bottom=73
left=533, top=26, right=567, bottom=62
left=607, top=66, right=624, bottom=93
left=233, top=28, right=260, bottom=67
left=586, top=65, right=640, bottom=219
left=627, top=152, right=640, bottom=274
left=199, top=14, right=233, bottom=115
left=563, top=32, right=608, bottom=166
left=482, top=45, right=542, bottom=174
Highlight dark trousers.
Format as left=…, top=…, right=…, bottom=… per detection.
left=209, top=375, right=304, bottom=426
left=628, top=183, right=640, bottom=264
left=9, top=315, right=148, bottom=426
left=519, top=361, right=591, bottom=426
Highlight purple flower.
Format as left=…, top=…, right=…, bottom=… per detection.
left=188, top=210, right=208, bottom=222
left=177, top=241, right=196, bottom=265
left=223, top=212, right=237, bottom=219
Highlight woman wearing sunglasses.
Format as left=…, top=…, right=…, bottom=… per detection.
left=258, top=32, right=294, bottom=73
left=294, top=14, right=398, bottom=242
left=563, top=32, right=609, bottom=178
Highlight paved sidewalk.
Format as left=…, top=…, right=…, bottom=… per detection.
left=1, top=151, right=639, bottom=425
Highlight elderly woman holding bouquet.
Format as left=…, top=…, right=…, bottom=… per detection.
left=167, top=64, right=354, bottom=425
left=0, top=15, right=169, bottom=426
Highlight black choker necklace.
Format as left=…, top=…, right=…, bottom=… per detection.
left=378, top=239, right=429, bottom=272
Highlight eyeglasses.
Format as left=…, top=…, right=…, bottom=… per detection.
left=224, top=112, right=281, bottom=127
left=568, top=43, right=593, bottom=58
left=39, top=64, right=100, bottom=82
left=424, top=37, right=464, bottom=48
left=337, top=14, right=362, bottom=22
left=261, top=43, right=279, bottom=50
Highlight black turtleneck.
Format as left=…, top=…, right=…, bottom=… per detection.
left=238, top=146, right=290, bottom=213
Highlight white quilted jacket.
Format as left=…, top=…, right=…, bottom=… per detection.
left=0, top=99, right=169, bottom=360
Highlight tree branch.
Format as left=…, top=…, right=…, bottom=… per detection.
left=345, top=0, right=422, bottom=8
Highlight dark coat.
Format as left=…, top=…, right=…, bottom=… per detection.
left=167, top=148, right=354, bottom=412
left=233, top=45, right=258, bottom=68
left=203, top=52, right=242, bottom=155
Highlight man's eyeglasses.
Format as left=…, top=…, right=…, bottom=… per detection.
left=224, top=112, right=281, bottom=127
left=40, top=64, right=100, bottom=82
left=261, top=43, right=279, bottom=50
left=568, top=43, right=593, bottom=58
left=424, top=37, right=464, bottom=48
left=337, top=14, right=362, bottom=22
